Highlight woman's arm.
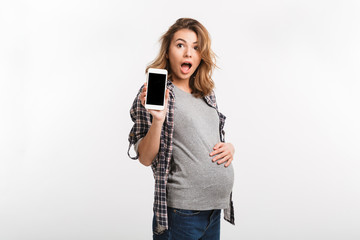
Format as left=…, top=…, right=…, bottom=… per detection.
left=137, top=83, right=169, bottom=166
left=137, top=120, right=163, bottom=166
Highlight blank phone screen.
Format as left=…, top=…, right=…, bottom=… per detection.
left=147, top=73, right=166, bottom=105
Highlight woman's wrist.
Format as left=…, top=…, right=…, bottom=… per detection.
left=152, top=118, right=165, bottom=127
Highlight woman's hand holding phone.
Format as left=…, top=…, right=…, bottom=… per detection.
left=140, top=82, right=169, bottom=124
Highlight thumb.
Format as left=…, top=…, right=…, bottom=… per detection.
left=164, top=89, right=170, bottom=104
left=162, top=89, right=170, bottom=111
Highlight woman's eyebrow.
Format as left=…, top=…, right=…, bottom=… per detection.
left=175, top=38, right=198, bottom=44
left=175, top=38, right=186, bottom=43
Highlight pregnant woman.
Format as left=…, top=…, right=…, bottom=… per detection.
left=128, top=18, right=235, bottom=240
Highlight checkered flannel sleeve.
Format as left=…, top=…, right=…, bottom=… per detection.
left=127, top=85, right=152, bottom=160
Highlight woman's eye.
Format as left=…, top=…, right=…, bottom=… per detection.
left=177, top=43, right=183, bottom=48
left=194, top=46, right=199, bottom=50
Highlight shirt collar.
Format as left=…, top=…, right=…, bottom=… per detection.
left=167, top=79, right=175, bottom=91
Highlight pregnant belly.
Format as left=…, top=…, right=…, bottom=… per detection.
left=166, top=161, right=234, bottom=210
left=196, top=162, right=234, bottom=195
left=167, top=144, right=234, bottom=209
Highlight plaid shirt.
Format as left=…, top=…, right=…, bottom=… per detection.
left=127, top=80, right=235, bottom=234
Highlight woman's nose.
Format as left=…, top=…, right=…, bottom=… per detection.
left=184, top=47, right=192, bottom=57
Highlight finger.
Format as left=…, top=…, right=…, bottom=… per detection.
left=142, top=86, right=147, bottom=96
left=210, top=143, right=225, bottom=156
left=140, top=93, right=146, bottom=106
left=217, top=155, right=231, bottom=165
left=210, top=149, right=219, bottom=157
left=140, top=86, right=147, bottom=105
left=212, top=150, right=228, bottom=162
left=210, top=148, right=222, bottom=157
left=224, top=157, right=233, bottom=167
left=213, top=142, right=224, bottom=150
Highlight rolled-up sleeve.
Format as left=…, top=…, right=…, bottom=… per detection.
left=127, top=85, right=152, bottom=160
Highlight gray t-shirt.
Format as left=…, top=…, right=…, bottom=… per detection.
left=166, top=85, right=234, bottom=210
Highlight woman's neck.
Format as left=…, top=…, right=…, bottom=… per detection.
left=172, top=78, right=192, bottom=93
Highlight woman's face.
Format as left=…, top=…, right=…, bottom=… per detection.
left=167, top=29, right=201, bottom=83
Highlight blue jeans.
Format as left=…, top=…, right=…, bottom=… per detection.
left=153, top=207, right=221, bottom=240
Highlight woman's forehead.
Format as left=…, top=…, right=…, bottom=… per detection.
left=172, top=29, right=198, bottom=43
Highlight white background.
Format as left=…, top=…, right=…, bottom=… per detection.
left=1, top=0, right=359, bottom=239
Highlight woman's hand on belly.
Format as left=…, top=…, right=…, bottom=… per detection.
left=209, top=142, right=235, bottom=167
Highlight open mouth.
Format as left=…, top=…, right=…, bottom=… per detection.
left=181, top=62, right=192, bottom=73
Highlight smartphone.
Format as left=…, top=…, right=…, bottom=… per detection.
left=145, top=68, right=168, bottom=110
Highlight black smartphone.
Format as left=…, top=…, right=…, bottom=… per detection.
left=145, top=68, right=168, bottom=110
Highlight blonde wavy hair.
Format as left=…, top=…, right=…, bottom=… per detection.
left=146, top=18, right=217, bottom=98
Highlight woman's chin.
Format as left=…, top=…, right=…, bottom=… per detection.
left=173, top=72, right=192, bottom=81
